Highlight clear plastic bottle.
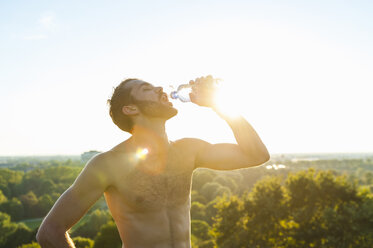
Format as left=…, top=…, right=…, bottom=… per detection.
left=170, top=84, right=192, bottom=102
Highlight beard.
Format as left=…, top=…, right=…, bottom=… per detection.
left=133, top=98, right=178, bottom=120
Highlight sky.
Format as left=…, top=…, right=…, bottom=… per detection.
left=0, top=0, right=372, bottom=156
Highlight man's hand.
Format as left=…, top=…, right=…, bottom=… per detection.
left=189, top=75, right=218, bottom=108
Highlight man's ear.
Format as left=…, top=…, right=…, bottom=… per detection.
left=122, top=105, right=139, bottom=116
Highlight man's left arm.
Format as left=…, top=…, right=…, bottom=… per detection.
left=193, top=111, right=270, bottom=170
left=189, top=76, right=270, bottom=170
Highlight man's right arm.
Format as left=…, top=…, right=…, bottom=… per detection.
left=36, top=152, right=113, bottom=248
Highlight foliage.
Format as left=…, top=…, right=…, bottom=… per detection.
left=212, top=169, right=373, bottom=248
left=191, top=220, right=211, bottom=240
left=20, top=191, right=39, bottom=218
left=192, top=169, right=215, bottom=192
left=0, top=190, right=7, bottom=204
left=0, top=169, right=23, bottom=198
left=1, top=222, right=33, bottom=248
left=0, top=165, right=86, bottom=221
left=191, top=190, right=207, bottom=204
left=0, top=157, right=372, bottom=247
left=17, top=242, right=41, bottom=248
left=198, top=240, right=215, bottom=248
left=0, top=198, right=24, bottom=221
left=72, top=209, right=112, bottom=239
left=0, top=212, right=17, bottom=246
left=200, top=182, right=222, bottom=202
left=213, top=175, right=238, bottom=193
left=93, top=221, right=121, bottom=248
left=191, top=201, right=206, bottom=221
left=37, top=194, right=54, bottom=216
left=72, top=237, right=94, bottom=248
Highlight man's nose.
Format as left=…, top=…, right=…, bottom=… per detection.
left=155, top=86, right=163, bottom=93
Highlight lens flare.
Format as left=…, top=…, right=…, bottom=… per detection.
left=135, top=148, right=149, bottom=160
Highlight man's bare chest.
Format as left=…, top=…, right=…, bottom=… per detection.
left=112, top=148, right=195, bottom=210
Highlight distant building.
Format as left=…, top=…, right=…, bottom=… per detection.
left=81, top=150, right=101, bottom=163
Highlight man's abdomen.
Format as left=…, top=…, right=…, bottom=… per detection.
left=106, top=195, right=191, bottom=248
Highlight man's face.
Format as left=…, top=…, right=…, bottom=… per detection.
left=126, top=80, right=178, bottom=120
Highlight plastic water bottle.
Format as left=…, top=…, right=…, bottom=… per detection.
left=170, top=84, right=192, bottom=102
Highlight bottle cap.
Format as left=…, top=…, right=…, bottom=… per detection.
left=170, top=91, right=178, bottom=99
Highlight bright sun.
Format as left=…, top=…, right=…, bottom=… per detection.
left=214, top=80, right=243, bottom=118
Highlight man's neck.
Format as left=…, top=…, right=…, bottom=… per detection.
left=130, top=120, right=170, bottom=154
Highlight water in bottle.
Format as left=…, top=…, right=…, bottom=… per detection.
left=170, top=84, right=192, bottom=102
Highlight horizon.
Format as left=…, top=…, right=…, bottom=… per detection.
left=2, top=151, right=373, bottom=158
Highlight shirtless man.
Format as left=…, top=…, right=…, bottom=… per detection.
left=36, top=76, right=270, bottom=248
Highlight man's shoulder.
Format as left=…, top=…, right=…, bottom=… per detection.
left=91, top=148, right=130, bottom=165
left=84, top=151, right=115, bottom=170
left=174, top=137, right=209, bottom=144
left=172, top=138, right=210, bottom=151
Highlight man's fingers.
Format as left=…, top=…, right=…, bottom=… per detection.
left=189, top=92, right=196, bottom=103
left=191, top=75, right=215, bottom=88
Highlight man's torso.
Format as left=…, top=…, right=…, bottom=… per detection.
left=102, top=139, right=197, bottom=248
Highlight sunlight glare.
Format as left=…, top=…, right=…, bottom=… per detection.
left=214, top=80, right=242, bottom=118
left=135, top=148, right=149, bottom=160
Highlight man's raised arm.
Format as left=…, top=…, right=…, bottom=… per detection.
left=36, top=152, right=112, bottom=248
left=193, top=113, right=269, bottom=170
left=189, top=76, right=270, bottom=170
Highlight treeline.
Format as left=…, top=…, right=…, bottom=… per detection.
left=0, top=158, right=372, bottom=247
left=192, top=169, right=373, bottom=248
left=0, top=160, right=89, bottom=248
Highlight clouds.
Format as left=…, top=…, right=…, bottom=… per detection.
left=23, top=34, right=48, bottom=40
left=22, top=11, right=57, bottom=40
left=38, top=12, right=56, bottom=30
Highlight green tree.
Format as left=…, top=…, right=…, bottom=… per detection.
left=191, top=220, right=211, bottom=241
left=214, top=175, right=238, bottom=193
left=20, top=191, right=39, bottom=218
left=0, top=212, right=17, bottom=247
left=72, top=209, right=111, bottom=239
left=72, top=237, right=94, bottom=248
left=192, top=169, right=215, bottom=192
left=205, top=199, right=219, bottom=226
left=43, top=166, right=81, bottom=185
left=200, top=182, right=222, bottom=203
left=93, top=221, right=121, bottom=248
left=36, top=194, right=54, bottom=216
left=285, top=169, right=362, bottom=247
left=214, top=186, right=231, bottom=199
left=212, top=195, right=244, bottom=248
left=21, top=169, right=44, bottom=196
left=243, top=177, right=287, bottom=247
left=0, top=169, right=23, bottom=198
left=1, top=223, right=33, bottom=248
left=37, top=179, right=56, bottom=196
left=190, top=201, right=206, bottom=221
left=0, top=197, right=24, bottom=221
left=0, top=190, right=7, bottom=204
left=191, top=190, right=207, bottom=204
left=17, top=242, right=40, bottom=248
left=199, top=240, right=215, bottom=248
left=212, top=169, right=373, bottom=248
left=364, top=171, right=373, bottom=184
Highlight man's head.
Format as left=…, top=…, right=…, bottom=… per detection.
left=108, top=78, right=178, bottom=133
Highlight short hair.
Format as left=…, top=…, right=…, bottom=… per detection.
left=107, top=78, right=139, bottom=133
